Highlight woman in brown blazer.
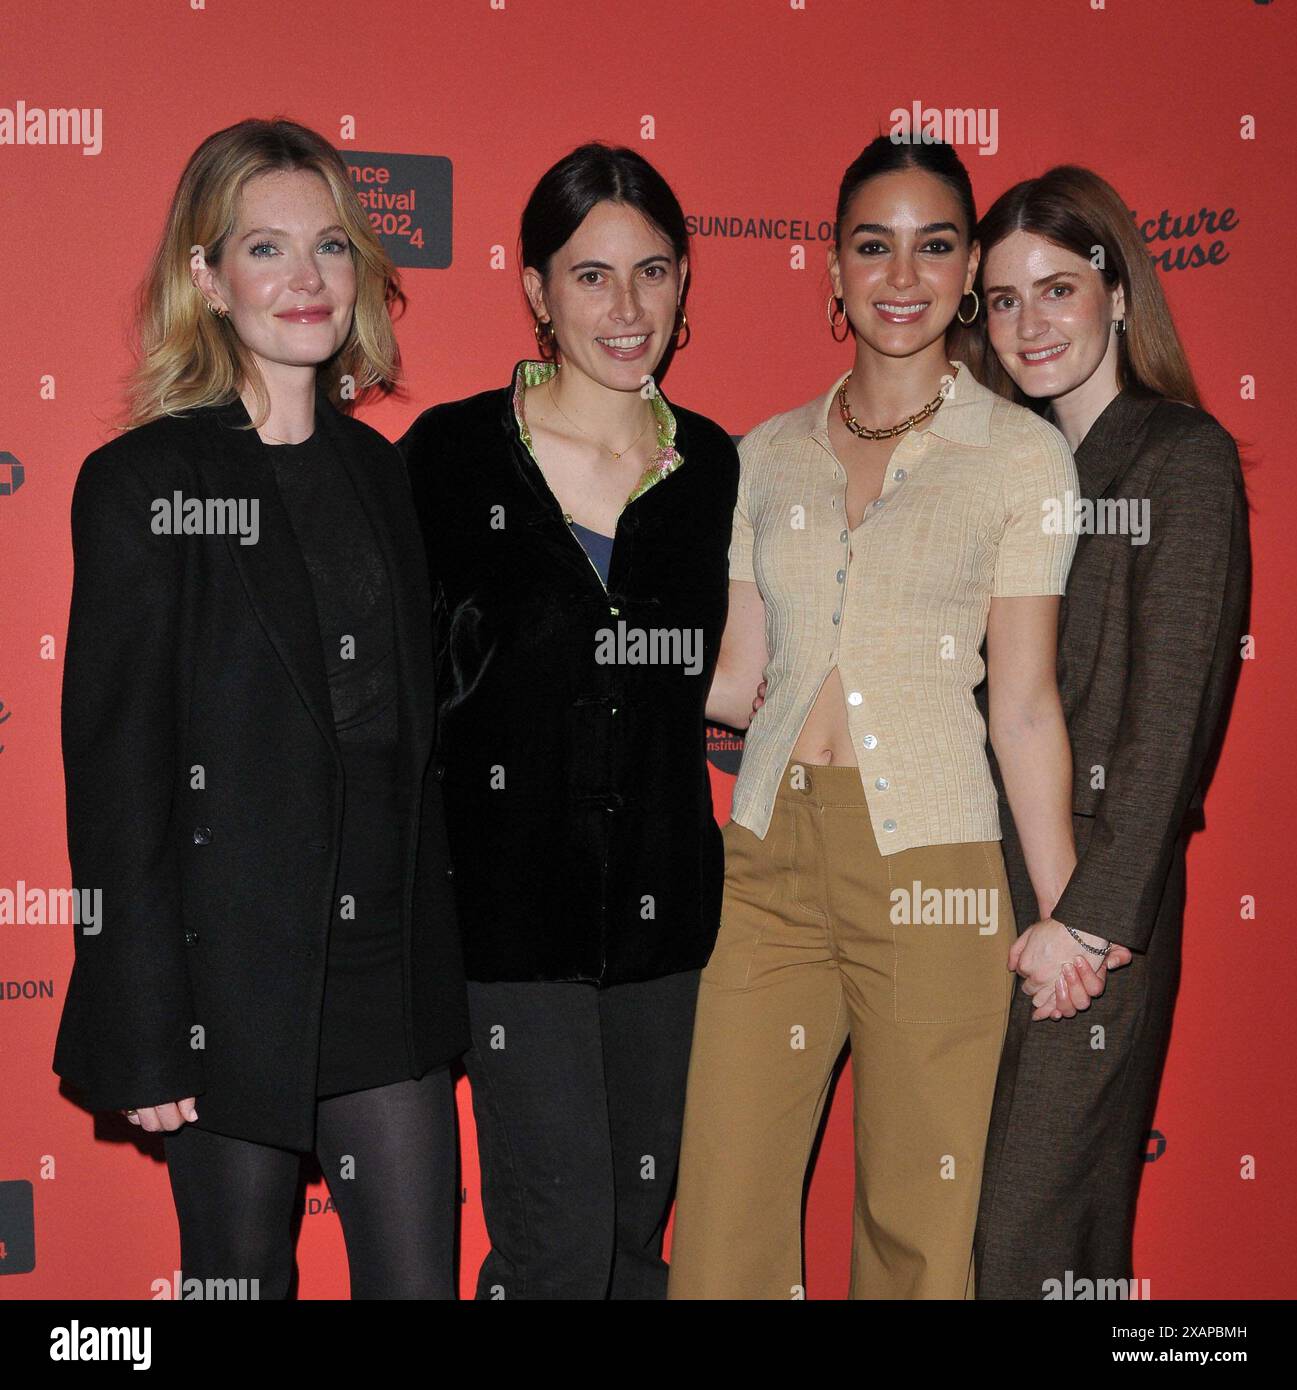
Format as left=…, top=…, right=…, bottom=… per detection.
left=964, top=166, right=1251, bottom=1298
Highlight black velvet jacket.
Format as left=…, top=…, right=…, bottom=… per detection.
left=399, top=361, right=739, bottom=985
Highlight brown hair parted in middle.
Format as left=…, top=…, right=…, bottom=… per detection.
left=960, top=165, right=1201, bottom=411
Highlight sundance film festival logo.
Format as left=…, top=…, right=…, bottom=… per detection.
left=347, top=151, right=451, bottom=268
left=706, top=724, right=744, bottom=774
left=0, top=101, right=101, bottom=155
left=889, top=101, right=998, bottom=156
left=0, top=452, right=23, bottom=495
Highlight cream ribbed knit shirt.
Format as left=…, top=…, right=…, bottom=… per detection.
left=729, top=360, right=1077, bottom=853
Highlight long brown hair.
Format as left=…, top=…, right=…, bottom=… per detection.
left=958, top=165, right=1201, bottom=410
left=125, top=118, right=404, bottom=428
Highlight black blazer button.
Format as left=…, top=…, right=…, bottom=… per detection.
left=445, top=865, right=455, bottom=880
left=184, top=929, right=199, bottom=945
left=192, top=826, right=212, bottom=846
left=433, top=761, right=446, bottom=781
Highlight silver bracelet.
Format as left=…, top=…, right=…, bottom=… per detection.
left=1063, top=923, right=1110, bottom=957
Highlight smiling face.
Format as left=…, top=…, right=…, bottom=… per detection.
left=982, top=229, right=1125, bottom=400
left=197, top=168, right=357, bottom=387
left=523, top=199, right=686, bottom=390
left=827, top=167, right=978, bottom=358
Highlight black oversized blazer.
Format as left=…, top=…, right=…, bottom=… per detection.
left=52, top=383, right=469, bottom=1151
left=983, top=390, right=1251, bottom=953
left=399, top=367, right=739, bottom=985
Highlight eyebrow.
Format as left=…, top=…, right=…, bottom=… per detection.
left=238, top=224, right=349, bottom=242
left=984, top=270, right=1082, bottom=295
left=568, top=254, right=673, bottom=271
left=849, top=222, right=960, bottom=237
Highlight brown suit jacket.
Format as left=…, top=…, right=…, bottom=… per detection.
left=985, top=388, right=1251, bottom=953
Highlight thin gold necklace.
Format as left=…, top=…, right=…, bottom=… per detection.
left=545, top=377, right=654, bottom=460
left=838, top=363, right=957, bottom=440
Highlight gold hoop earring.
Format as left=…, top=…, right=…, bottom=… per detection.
left=534, top=317, right=557, bottom=359
left=205, top=299, right=229, bottom=320
left=674, top=305, right=690, bottom=349
left=827, top=293, right=849, bottom=343
left=956, top=289, right=980, bottom=325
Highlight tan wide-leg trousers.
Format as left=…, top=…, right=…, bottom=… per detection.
left=668, top=761, right=1014, bottom=1300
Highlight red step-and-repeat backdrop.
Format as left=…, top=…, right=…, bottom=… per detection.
left=2, top=0, right=1293, bottom=1299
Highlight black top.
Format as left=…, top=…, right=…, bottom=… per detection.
left=266, top=421, right=410, bottom=1097
left=399, top=362, right=740, bottom=986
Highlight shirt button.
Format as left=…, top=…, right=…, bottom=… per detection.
left=893, top=468, right=907, bottom=481
left=840, top=529, right=848, bottom=543
left=875, top=777, right=889, bottom=790
left=872, top=498, right=885, bottom=509
left=862, top=734, right=878, bottom=749
left=836, top=569, right=846, bottom=583
left=847, top=691, right=863, bottom=706
left=882, top=819, right=897, bottom=832
left=831, top=611, right=841, bottom=625
left=192, top=826, right=212, bottom=846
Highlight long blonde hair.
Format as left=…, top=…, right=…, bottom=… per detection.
left=959, top=165, right=1201, bottom=410
left=126, top=117, right=403, bottom=428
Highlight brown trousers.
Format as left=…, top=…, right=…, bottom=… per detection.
left=668, top=761, right=1014, bottom=1299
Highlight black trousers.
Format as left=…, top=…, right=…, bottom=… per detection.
left=974, top=819, right=1186, bottom=1299
left=463, top=969, right=701, bottom=1300
left=163, top=1068, right=457, bottom=1299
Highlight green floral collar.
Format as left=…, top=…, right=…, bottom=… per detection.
left=510, top=359, right=683, bottom=507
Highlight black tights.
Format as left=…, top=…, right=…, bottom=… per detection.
left=163, top=1068, right=457, bottom=1299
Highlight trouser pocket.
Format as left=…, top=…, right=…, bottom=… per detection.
left=889, top=840, right=1013, bottom=1024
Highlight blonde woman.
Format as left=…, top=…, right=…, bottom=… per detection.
left=52, top=119, right=468, bottom=1299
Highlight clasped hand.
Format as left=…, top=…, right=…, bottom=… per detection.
left=1010, top=919, right=1133, bottom=1022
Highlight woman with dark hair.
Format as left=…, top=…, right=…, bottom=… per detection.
left=398, top=141, right=739, bottom=1299
left=668, top=136, right=1118, bottom=1301
left=965, top=166, right=1250, bottom=1299
left=52, top=118, right=469, bottom=1298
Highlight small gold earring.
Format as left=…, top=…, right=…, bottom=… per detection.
left=827, top=293, right=849, bottom=343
